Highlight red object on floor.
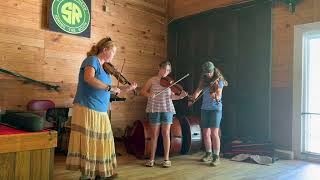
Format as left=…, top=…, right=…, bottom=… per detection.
left=0, top=124, right=46, bottom=135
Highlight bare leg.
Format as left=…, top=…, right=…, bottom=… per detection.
left=210, top=127, right=221, bottom=166
left=149, top=125, right=160, bottom=161
left=161, top=124, right=171, bottom=160
left=202, top=128, right=212, bottom=152
left=210, top=128, right=220, bottom=155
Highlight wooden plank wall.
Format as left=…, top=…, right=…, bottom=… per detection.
left=0, top=0, right=168, bottom=132
left=168, top=0, right=320, bottom=150
left=271, top=0, right=320, bottom=150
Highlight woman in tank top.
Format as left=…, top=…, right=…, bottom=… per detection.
left=140, top=60, right=188, bottom=168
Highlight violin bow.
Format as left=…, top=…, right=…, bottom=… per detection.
left=154, top=73, right=190, bottom=97
left=189, top=75, right=221, bottom=105
left=117, top=58, right=126, bottom=88
left=190, top=68, right=228, bottom=105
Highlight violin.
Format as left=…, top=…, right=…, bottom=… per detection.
left=208, top=68, right=228, bottom=102
left=209, top=77, right=221, bottom=95
left=103, top=62, right=130, bottom=85
left=208, top=76, right=222, bottom=103
left=209, top=68, right=228, bottom=90
left=160, top=76, right=184, bottom=95
left=155, top=73, right=189, bottom=97
left=102, top=62, right=137, bottom=94
left=188, top=68, right=228, bottom=106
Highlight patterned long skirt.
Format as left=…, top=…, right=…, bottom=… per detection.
left=66, top=104, right=117, bottom=178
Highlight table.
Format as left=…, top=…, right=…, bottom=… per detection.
left=0, top=124, right=57, bottom=180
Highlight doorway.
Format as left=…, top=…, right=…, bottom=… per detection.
left=293, top=22, right=320, bottom=161
left=302, top=34, right=320, bottom=155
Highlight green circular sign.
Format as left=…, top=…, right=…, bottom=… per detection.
left=52, top=0, right=90, bottom=34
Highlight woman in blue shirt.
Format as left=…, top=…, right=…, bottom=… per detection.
left=66, top=37, right=137, bottom=180
left=189, top=61, right=228, bottom=167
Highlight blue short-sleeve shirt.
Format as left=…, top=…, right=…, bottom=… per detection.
left=201, top=80, right=224, bottom=111
left=73, top=56, right=112, bottom=112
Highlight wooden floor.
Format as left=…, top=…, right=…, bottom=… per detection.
left=54, top=144, right=320, bottom=180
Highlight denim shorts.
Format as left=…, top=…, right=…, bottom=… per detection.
left=200, top=110, right=222, bottom=128
left=148, top=112, right=174, bottom=125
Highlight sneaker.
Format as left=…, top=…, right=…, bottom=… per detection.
left=145, top=160, right=154, bottom=167
left=201, top=152, right=213, bottom=162
left=210, top=154, right=220, bottom=166
left=162, top=160, right=171, bottom=168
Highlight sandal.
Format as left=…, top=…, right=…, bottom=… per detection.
left=145, top=160, right=154, bottom=167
